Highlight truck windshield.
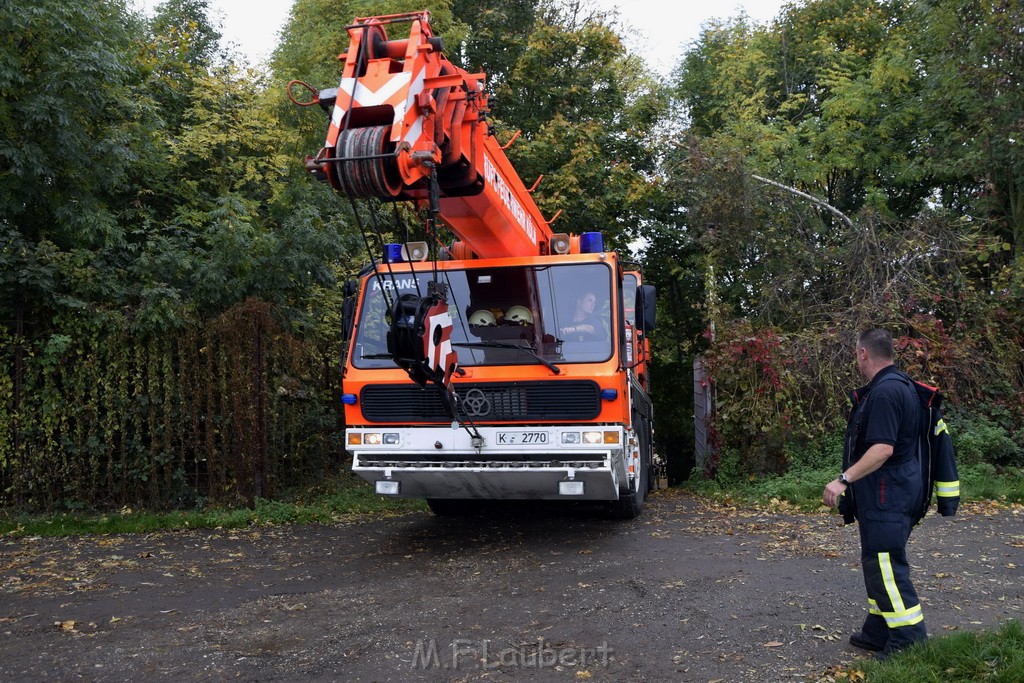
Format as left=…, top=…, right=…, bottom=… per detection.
left=351, top=262, right=613, bottom=368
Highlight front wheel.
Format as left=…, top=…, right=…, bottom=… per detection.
left=609, top=455, right=648, bottom=520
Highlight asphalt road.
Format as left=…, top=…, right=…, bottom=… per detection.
left=1, top=490, right=1021, bottom=682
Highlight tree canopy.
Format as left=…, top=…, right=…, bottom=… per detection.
left=661, top=0, right=1024, bottom=477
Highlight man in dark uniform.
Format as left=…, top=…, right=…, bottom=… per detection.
left=822, top=328, right=927, bottom=659
left=559, top=291, right=606, bottom=341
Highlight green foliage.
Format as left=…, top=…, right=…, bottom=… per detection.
left=666, top=14, right=1024, bottom=476
left=495, top=3, right=669, bottom=248
left=450, top=0, right=537, bottom=85
left=960, top=464, right=1024, bottom=504
left=143, top=0, right=225, bottom=132
left=861, top=619, right=1024, bottom=682
left=953, top=413, right=1022, bottom=467
left=0, top=300, right=344, bottom=511
left=665, top=0, right=1024, bottom=483
left=784, top=429, right=844, bottom=473
left=752, top=468, right=835, bottom=509
left=0, top=473, right=427, bottom=537
left=0, top=0, right=158, bottom=331
left=685, top=426, right=842, bottom=509
left=685, top=409, right=1020, bottom=510
left=686, top=457, right=1024, bottom=512
left=0, top=0, right=147, bottom=249
left=905, top=0, right=1024, bottom=254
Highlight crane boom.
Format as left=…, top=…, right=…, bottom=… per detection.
left=308, top=11, right=553, bottom=257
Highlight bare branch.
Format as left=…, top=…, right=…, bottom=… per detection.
left=752, top=174, right=854, bottom=230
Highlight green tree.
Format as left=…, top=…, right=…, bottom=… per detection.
left=907, top=0, right=1024, bottom=255
left=663, top=0, right=1024, bottom=477
left=495, top=0, right=668, bottom=247
left=0, top=0, right=155, bottom=328
left=144, top=0, right=225, bottom=133
left=0, top=0, right=149, bottom=251
left=674, top=1, right=930, bottom=220
left=451, top=0, right=539, bottom=86
left=129, top=63, right=346, bottom=327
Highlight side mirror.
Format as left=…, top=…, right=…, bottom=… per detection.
left=636, top=285, right=656, bottom=333
left=341, top=279, right=359, bottom=341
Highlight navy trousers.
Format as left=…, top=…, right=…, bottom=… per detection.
left=857, top=508, right=928, bottom=651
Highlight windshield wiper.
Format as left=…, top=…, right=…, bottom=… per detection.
left=452, top=341, right=561, bottom=375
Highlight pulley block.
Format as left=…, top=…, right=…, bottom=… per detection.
left=387, top=292, right=458, bottom=388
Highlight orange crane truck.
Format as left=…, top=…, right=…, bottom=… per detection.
left=292, top=10, right=657, bottom=517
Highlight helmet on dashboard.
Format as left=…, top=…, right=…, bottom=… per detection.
left=468, top=309, right=496, bottom=326
left=505, top=305, right=533, bottom=324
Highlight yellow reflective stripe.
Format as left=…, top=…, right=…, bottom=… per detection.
left=935, top=480, right=960, bottom=497
left=879, top=552, right=906, bottom=613
left=934, top=419, right=949, bottom=436
left=869, top=597, right=923, bottom=624
left=881, top=603, right=924, bottom=627
left=878, top=552, right=924, bottom=627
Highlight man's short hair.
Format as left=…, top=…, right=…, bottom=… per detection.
left=858, top=328, right=895, bottom=361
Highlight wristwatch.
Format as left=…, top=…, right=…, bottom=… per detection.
left=838, top=473, right=851, bottom=486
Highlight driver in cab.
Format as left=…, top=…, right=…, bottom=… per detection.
left=560, top=292, right=605, bottom=341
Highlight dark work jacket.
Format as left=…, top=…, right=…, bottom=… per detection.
left=929, top=403, right=960, bottom=517
left=838, top=366, right=922, bottom=524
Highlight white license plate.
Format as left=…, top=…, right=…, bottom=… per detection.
left=496, top=431, right=549, bottom=445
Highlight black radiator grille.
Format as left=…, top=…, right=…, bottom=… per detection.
left=359, top=381, right=602, bottom=423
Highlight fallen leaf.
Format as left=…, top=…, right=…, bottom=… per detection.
left=764, top=641, right=784, bottom=647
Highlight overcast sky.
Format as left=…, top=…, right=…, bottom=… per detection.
left=134, top=0, right=788, bottom=75
left=596, top=0, right=786, bottom=75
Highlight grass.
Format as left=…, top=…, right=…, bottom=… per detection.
left=0, top=471, right=427, bottom=538
left=682, top=463, right=1024, bottom=512
left=851, top=619, right=1024, bottom=682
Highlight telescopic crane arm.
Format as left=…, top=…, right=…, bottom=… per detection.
left=304, top=11, right=554, bottom=258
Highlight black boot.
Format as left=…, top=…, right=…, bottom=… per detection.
left=849, top=631, right=885, bottom=652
